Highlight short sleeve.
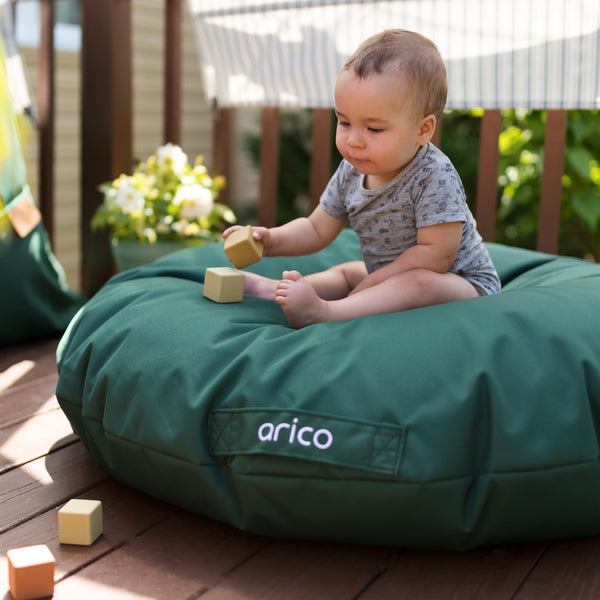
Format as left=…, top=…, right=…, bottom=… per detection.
left=414, top=162, right=468, bottom=229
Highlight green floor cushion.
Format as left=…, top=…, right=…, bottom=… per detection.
left=1, top=41, right=84, bottom=344
left=0, top=216, right=85, bottom=344
left=56, top=229, right=600, bottom=550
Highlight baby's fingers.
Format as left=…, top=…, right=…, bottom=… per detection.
left=222, top=225, right=243, bottom=238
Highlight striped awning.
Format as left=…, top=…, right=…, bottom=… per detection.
left=188, top=0, right=600, bottom=110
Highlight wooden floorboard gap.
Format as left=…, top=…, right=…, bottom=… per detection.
left=0, top=434, right=80, bottom=476
left=133, top=510, right=180, bottom=539
left=0, top=403, right=63, bottom=432
left=351, top=562, right=390, bottom=600
left=510, top=542, right=551, bottom=599
left=56, top=541, right=128, bottom=583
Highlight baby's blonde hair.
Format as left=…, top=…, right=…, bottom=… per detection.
left=343, top=29, right=447, bottom=120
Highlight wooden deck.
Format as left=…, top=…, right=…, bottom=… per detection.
left=2, top=337, right=600, bottom=599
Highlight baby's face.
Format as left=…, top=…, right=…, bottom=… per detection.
left=334, top=68, right=431, bottom=189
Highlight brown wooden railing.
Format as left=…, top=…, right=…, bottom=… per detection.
left=13, top=0, right=568, bottom=297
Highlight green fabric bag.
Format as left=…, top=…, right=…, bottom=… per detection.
left=0, top=38, right=84, bottom=345
left=56, top=230, right=600, bottom=549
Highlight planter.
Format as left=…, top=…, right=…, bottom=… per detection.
left=111, top=238, right=196, bottom=272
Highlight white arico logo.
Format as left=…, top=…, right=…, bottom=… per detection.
left=257, top=417, right=333, bottom=450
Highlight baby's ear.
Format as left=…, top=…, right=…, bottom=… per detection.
left=417, top=114, right=437, bottom=145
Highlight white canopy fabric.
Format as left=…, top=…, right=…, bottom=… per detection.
left=188, top=0, right=600, bottom=110
left=0, top=0, right=32, bottom=116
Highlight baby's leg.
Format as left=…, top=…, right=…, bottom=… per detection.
left=243, top=261, right=367, bottom=302
left=304, top=261, right=367, bottom=300
left=242, top=272, right=279, bottom=300
left=276, top=268, right=479, bottom=328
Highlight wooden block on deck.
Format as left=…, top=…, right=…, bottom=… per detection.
left=7, top=544, right=55, bottom=600
left=224, top=225, right=264, bottom=269
left=58, top=499, right=103, bottom=545
left=203, top=267, right=244, bottom=303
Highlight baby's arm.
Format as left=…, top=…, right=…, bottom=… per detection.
left=223, top=205, right=346, bottom=257
left=350, top=221, right=463, bottom=294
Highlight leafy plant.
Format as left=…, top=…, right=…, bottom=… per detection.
left=442, top=109, right=600, bottom=260
left=92, top=144, right=235, bottom=244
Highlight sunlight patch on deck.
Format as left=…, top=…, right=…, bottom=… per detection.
left=0, top=360, right=35, bottom=393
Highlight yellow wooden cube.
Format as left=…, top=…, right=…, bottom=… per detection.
left=224, top=225, right=264, bottom=269
left=203, top=267, right=245, bottom=303
left=58, top=499, right=103, bottom=545
left=7, top=544, right=55, bottom=600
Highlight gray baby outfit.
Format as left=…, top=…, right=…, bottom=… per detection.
left=320, top=143, right=501, bottom=296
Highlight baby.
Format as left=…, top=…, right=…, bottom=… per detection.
left=223, top=29, right=500, bottom=328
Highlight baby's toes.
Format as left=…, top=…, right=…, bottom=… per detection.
left=281, top=270, right=302, bottom=282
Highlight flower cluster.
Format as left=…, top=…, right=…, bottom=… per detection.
left=92, top=144, right=235, bottom=243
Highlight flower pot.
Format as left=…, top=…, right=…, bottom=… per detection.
left=111, top=238, right=193, bottom=272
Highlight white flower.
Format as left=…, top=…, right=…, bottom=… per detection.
left=173, top=184, right=213, bottom=220
left=114, top=184, right=145, bottom=213
left=171, top=219, right=190, bottom=236
left=156, top=143, right=188, bottom=175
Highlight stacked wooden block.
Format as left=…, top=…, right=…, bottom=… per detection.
left=6, top=499, right=103, bottom=600
left=203, top=225, right=264, bottom=303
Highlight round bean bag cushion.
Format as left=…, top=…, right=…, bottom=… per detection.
left=56, top=229, right=600, bottom=550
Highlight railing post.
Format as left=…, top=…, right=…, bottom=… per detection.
left=475, top=109, right=502, bottom=242
left=257, top=107, right=280, bottom=228
left=164, top=0, right=181, bottom=145
left=38, top=0, right=54, bottom=244
left=80, top=0, right=132, bottom=296
left=309, top=108, right=332, bottom=211
left=537, top=110, right=567, bottom=255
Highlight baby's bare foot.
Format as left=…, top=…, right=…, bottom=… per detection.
left=243, top=271, right=278, bottom=300
left=275, top=271, right=328, bottom=329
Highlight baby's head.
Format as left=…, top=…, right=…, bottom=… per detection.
left=342, top=29, right=447, bottom=121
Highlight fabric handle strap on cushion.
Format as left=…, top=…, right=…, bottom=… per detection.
left=0, top=183, right=32, bottom=216
left=210, top=408, right=406, bottom=475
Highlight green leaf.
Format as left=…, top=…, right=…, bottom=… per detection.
left=566, top=147, right=594, bottom=181
left=571, top=191, right=600, bottom=231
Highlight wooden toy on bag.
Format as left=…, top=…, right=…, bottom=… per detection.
left=224, top=225, right=264, bottom=269
left=203, top=267, right=245, bottom=303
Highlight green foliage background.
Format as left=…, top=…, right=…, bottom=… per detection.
left=245, top=109, right=600, bottom=261
left=442, top=109, right=600, bottom=261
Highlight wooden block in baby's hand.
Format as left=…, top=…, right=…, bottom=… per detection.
left=58, top=499, right=103, bottom=545
left=204, top=267, right=245, bottom=303
left=7, top=544, right=55, bottom=600
left=224, top=225, right=264, bottom=269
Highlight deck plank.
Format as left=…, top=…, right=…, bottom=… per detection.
left=0, top=479, right=176, bottom=590
left=0, top=441, right=109, bottom=535
left=199, top=539, right=396, bottom=599
left=0, top=336, right=59, bottom=375
left=359, top=544, right=548, bottom=600
left=52, top=512, right=269, bottom=599
left=0, top=336, right=60, bottom=427
left=513, top=536, right=600, bottom=599
left=0, top=405, right=76, bottom=473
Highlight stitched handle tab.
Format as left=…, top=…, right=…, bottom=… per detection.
left=210, top=408, right=405, bottom=475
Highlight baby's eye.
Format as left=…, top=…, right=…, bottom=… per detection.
left=337, top=120, right=350, bottom=128
left=368, top=127, right=383, bottom=133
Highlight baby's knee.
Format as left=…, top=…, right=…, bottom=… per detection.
left=332, top=261, right=367, bottom=288
left=398, top=268, right=436, bottom=291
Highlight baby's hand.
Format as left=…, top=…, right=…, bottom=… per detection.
left=223, top=225, right=273, bottom=255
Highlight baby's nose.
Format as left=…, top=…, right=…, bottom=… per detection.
left=347, top=131, right=364, bottom=148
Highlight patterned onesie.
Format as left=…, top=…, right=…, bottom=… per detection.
left=320, top=142, right=501, bottom=296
